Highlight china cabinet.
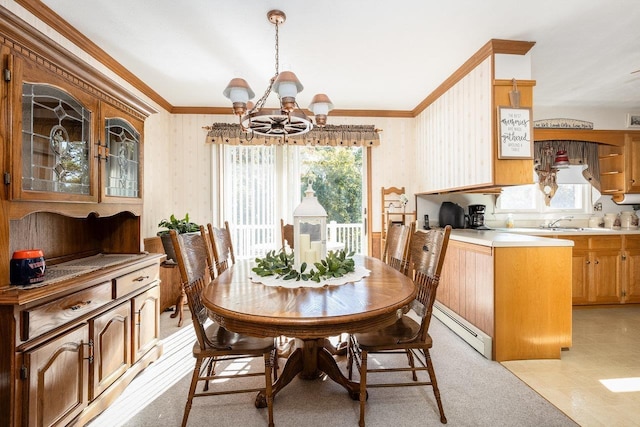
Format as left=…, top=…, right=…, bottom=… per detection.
left=8, top=58, right=144, bottom=205
left=0, top=7, right=159, bottom=427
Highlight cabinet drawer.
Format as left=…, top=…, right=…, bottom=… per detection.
left=22, top=282, right=112, bottom=342
left=113, top=265, right=159, bottom=299
left=590, top=236, right=622, bottom=250
left=624, top=235, right=640, bottom=250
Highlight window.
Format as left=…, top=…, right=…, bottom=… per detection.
left=497, top=165, right=594, bottom=214
left=497, top=183, right=590, bottom=213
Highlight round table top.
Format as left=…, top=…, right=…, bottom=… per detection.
left=202, top=255, right=416, bottom=339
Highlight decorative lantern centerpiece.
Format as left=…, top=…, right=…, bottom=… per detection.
left=293, top=182, right=327, bottom=270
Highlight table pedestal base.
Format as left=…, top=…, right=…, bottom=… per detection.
left=255, top=338, right=359, bottom=407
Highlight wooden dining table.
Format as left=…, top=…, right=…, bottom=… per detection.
left=201, top=255, right=417, bottom=405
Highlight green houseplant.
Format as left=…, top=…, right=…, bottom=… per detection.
left=157, top=213, right=200, bottom=262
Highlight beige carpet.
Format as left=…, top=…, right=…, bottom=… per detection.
left=87, top=311, right=578, bottom=427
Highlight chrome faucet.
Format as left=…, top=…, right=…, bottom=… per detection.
left=547, top=216, right=574, bottom=228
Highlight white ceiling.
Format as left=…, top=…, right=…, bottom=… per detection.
left=40, top=0, right=640, bottom=112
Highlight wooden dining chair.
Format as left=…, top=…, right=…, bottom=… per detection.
left=169, top=230, right=277, bottom=427
left=199, top=224, right=217, bottom=279
left=208, top=221, right=236, bottom=274
left=382, top=219, right=415, bottom=276
left=280, top=218, right=294, bottom=251
left=347, top=225, right=452, bottom=427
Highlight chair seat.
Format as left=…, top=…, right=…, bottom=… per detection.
left=194, top=322, right=276, bottom=354
left=353, top=315, right=432, bottom=350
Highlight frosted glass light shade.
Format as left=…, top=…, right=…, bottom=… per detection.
left=308, top=94, right=334, bottom=116
left=273, top=71, right=303, bottom=97
left=223, top=78, right=255, bottom=102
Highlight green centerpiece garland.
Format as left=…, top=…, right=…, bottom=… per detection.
left=252, top=249, right=356, bottom=282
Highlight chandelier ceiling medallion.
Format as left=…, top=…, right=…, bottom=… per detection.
left=223, top=9, right=333, bottom=138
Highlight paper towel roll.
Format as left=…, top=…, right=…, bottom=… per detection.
left=613, top=194, right=640, bottom=205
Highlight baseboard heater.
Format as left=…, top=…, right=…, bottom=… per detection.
left=433, top=301, right=493, bottom=360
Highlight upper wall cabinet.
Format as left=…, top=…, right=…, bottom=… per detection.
left=598, top=134, right=640, bottom=200
left=8, top=54, right=145, bottom=205
left=415, top=41, right=535, bottom=194
left=533, top=129, right=640, bottom=202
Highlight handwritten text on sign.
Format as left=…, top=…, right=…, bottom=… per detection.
left=499, top=107, right=532, bottom=158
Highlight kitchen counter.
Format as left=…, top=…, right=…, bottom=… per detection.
left=491, top=227, right=640, bottom=236
left=449, top=229, right=575, bottom=247
left=438, top=228, right=572, bottom=361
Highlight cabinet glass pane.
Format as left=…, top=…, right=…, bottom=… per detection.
left=22, top=84, right=91, bottom=194
left=105, top=118, right=139, bottom=197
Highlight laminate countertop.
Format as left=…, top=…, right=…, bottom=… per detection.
left=448, top=229, right=575, bottom=248
left=449, top=226, right=640, bottom=248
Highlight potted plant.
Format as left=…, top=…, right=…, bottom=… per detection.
left=157, top=213, right=200, bottom=262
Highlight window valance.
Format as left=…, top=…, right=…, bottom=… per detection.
left=204, top=123, right=381, bottom=146
left=533, top=140, right=601, bottom=201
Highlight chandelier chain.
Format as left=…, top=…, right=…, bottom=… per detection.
left=274, top=20, right=280, bottom=76
left=251, top=19, right=281, bottom=114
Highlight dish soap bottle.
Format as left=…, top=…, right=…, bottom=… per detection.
left=506, top=214, right=515, bottom=228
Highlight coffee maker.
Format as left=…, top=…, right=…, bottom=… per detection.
left=468, top=204, right=487, bottom=229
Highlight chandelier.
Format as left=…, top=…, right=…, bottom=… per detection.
left=222, top=10, right=333, bottom=138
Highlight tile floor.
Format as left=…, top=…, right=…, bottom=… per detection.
left=502, top=305, right=640, bottom=427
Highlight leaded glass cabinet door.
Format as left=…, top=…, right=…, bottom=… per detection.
left=100, top=104, right=143, bottom=203
left=104, top=117, right=140, bottom=198
left=18, top=83, right=98, bottom=201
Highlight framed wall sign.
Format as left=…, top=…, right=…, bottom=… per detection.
left=498, top=107, right=533, bottom=159
left=626, top=113, right=640, bottom=128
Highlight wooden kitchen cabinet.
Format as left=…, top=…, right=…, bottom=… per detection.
left=625, top=135, right=640, bottom=194
left=569, top=237, right=590, bottom=305
left=437, top=238, right=572, bottom=361
left=598, top=145, right=626, bottom=196
left=622, top=235, right=640, bottom=303
left=559, top=235, right=623, bottom=305
left=598, top=135, right=640, bottom=199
